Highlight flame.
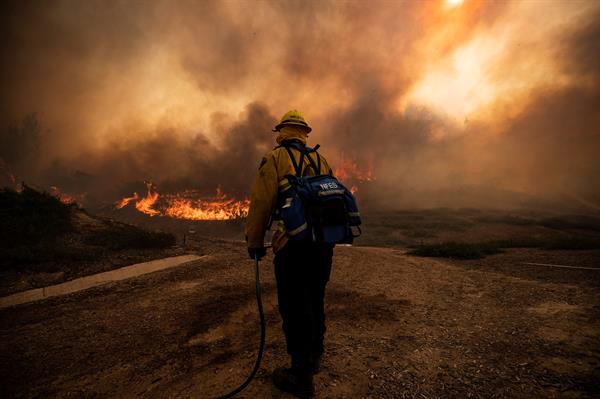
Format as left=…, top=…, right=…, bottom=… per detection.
left=116, top=182, right=249, bottom=220
left=115, top=192, right=139, bottom=209
left=164, top=192, right=250, bottom=220
left=134, top=181, right=160, bottom=216
left=334, top=153, right=374, bottom=195
left=49, top=186, right=78, bottom=205
left=334, top=153, right=374, bottom=183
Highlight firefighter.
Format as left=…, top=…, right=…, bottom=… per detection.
left=246, top=110, right=334, bottom=398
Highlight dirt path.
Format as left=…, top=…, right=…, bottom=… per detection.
left=1, top=243, right=598, bottom=398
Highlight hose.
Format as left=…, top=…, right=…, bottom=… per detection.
left=209, top=254, right=266, bottom=398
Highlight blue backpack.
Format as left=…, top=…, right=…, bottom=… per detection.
left=276, top=142, right=362, bottom=244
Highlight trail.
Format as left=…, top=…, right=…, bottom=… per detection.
left=0, top=243, right=598, bottom=398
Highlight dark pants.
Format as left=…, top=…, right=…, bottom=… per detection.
left=274, top=240, right=333, bottom=372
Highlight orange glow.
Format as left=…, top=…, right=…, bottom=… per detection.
left=445, top=0, right=464, bottom=8
left=4, top=0, right=598, bottom=209
left=334, top=153, right=374, bottom=183
left=405, top=1, right=590, bottom=124
left=116, top=183, right=249, bottom=220
left=49, top=186, right=77, bottom=205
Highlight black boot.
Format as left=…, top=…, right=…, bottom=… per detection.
left=272, top=367, right=315, bottom=399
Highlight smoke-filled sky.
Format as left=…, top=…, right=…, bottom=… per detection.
left=1, top=0, right=599, bottom=210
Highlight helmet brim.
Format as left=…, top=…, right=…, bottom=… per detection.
left=272, top=121, right=312, bottom=133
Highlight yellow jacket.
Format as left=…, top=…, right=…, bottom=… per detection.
left=246, top=127, right=334, bottom=253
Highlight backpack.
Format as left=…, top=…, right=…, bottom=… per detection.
left=276, top=141, right=362, bottom=244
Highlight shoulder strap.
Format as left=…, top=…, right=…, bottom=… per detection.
left=310, top=144, right=322, bottom=174
left=297, top=148, right=306, bottom=176
left=303, top=150, right=320, bottom=176
left=279, top=141, right=324, bottom=177
left=283, top=146, right=302, bottom=176
left=316, top=152, right=322, bottom=174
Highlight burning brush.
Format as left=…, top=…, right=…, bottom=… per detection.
left=334, top=152, right=375, bottom=195
left=115, top=181, right=249, bottom=221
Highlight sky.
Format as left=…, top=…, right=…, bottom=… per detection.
left=1, top=0, right=599, bottom=210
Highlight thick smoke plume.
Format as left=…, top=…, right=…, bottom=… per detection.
left=1, top=0, right=599, bottom=211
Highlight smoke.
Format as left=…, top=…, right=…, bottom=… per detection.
left=1, top=0, right=599, bottom=211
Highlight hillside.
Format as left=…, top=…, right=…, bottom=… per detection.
left=0, top=186, right=182, bottom=296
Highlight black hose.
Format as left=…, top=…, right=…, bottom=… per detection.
left=209, top=255, right=266, bottom=399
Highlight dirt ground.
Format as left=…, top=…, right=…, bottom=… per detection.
left=1, top=238, right=599, bottom=398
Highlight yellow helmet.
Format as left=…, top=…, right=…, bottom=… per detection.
left=273, top=109, right=312, bottom=133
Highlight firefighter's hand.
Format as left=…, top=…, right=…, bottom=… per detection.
left=248, top=247, right=266, bottom=261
